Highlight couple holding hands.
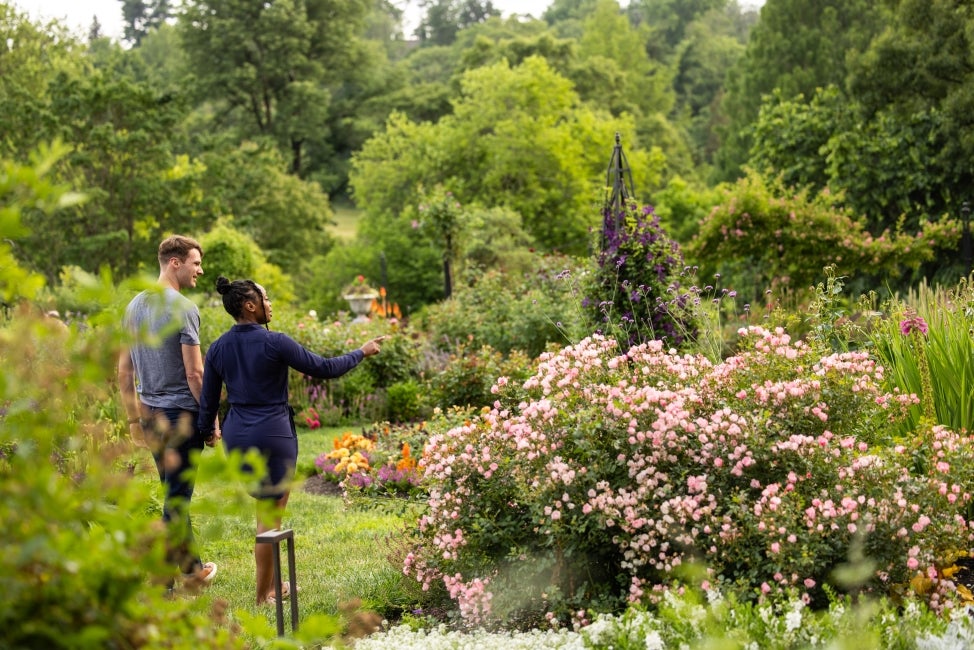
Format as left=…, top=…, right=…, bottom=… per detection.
left=119, top=234, right=384, bottom=604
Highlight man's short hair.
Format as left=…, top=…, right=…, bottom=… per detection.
left=158, top=235, right=203, bottom=266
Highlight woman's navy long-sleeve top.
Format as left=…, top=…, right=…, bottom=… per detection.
left=198, top=323, right=364, bottom=441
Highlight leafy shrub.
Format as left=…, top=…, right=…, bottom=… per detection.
left=420, top=253, right=588, bottom=358
left=425, top=344, right=534, bottom=411
left=404, top=327, right=974, bottom=628
left=587, top=201, right=696, bottom=350
left=647, top=176, right=722, bottom=245
left=686, top=172, right=961, bottom=305
left=386, top=380, right=426, bottom=423
left=1, top=310, right=252, bottom=649
left=198, top=221, right=262, bottom=286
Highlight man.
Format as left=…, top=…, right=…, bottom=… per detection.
left=118, top=234, right=219, bottom=586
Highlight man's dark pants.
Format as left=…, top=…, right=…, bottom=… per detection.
left=145, top=406, right=206, bottom=575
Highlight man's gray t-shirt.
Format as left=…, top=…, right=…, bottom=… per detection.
left=124, top=288, right=201, bottom=411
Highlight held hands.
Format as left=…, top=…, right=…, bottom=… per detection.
left=206, top=418, right=222, bottom=447
left=360, top=335, right=387, bottom=357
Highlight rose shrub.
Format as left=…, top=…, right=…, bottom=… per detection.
left=405, top=326, right=974, bottom=628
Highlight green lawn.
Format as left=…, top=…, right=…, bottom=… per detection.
left=329, top=202, right=363, bottom=241
left=164, top=426, right=415, bottom=642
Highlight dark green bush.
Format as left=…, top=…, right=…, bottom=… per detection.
left=425, top=344, right=534, bottom=411
left=386, top=380, right=426, bottom=423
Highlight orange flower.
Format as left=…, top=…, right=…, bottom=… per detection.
left=393, top=442, right=416, bottom=472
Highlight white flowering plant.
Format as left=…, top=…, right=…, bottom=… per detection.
left=405, top=326, right=974, bottom=628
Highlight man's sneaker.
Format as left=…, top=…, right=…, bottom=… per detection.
left=182, top=561, right=218, bottom=587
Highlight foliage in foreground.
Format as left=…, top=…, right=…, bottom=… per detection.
left=405, top=326, right=974, bottom=628
left=0, top=149, right=246, bottom=648
left=1, top=149, right=361, bottom=648
left=349, top=592, right=974, bottom=650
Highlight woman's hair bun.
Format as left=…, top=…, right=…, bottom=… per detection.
left=215, top=276, right=232, bottom=294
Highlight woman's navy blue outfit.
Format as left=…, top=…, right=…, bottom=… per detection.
left=198, top=323, right=364, bottom=498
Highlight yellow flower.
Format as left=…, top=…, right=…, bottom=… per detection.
left=910, top=572, right=932, bottom=595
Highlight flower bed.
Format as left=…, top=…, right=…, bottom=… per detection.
left=342, top=593, right=974, bottom=649
left=315, top=425, right=427, bottom=498
left=404, top=326, right=974, bottom=627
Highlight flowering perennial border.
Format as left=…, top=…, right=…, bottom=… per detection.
left=406, top=326, right=974, bottom=627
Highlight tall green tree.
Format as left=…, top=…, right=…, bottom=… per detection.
left=543, top=0, right=598, bottom=28
left=197, top=142, right=335, bottom=275
left=122, top=0, right=172, bottom=45
left=714, top=0, right=888, bottom=181
left=179, top=0, right=372, bottom=176
left=577, top=0, right=674, bottom=116
left=415, top=0, right=501, bottom=45
left=124, top=23, right=189, bottom=92
left=670, top=5, right=750, bottom=166
left=627, top=0, right=726, bottom=59
left=20, top=70, right=210, bottom=281
left=848, top=0, right=974, bottom=214
left=743, top=0, right=974, bottom=282
left=0, top=3, right=87, bottom=161
left=351, top=56, right=664, bottom=255
left=748, top=87, right=952, bottom=233
left=573, top=0, right=695, bottom=178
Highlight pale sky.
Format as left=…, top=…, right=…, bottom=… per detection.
left=14, top=0, right=568, bottom=41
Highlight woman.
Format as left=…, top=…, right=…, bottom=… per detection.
left=198, top=276, right=383, bottom=605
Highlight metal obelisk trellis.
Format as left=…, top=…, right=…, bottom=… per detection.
left=602, top=132, right=636, bottom=251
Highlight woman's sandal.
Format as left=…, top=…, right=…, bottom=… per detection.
left=265, top=581, right=298, bottom=605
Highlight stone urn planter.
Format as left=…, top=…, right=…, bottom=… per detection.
left=343, top=291, right=378, bottom=323
left=343, top=275, right=378, bottom=323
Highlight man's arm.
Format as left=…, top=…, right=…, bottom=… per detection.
left=118, top=347, right=146, bottom=445
left=182, top=343, right=204, bottom=404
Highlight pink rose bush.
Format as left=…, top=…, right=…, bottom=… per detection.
left=405, top=326, right=974, bottom=628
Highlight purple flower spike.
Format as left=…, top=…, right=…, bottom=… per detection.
left=899, top=316, right=928, bottom=337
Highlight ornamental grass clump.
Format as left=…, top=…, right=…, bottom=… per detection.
left=406, top=326, right=974, bottom=628
left=870, top=278, right=974, bottom=436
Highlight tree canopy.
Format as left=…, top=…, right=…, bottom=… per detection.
left=351, top=56, right=664, bottom=255
left=4, top=0, right=974, bottom=313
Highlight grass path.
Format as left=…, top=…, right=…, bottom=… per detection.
left=165, top=426, right=412, bottom=641
left=329, top=201, right=363, bottom=241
